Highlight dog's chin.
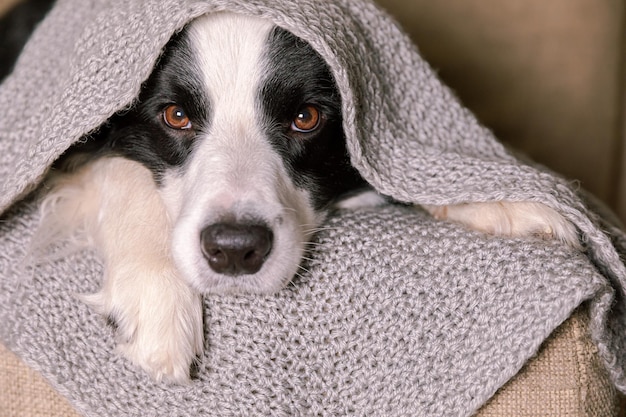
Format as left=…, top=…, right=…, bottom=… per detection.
left=173, top=248, right=304, bottom=295
left=188, top=265, right=298, bottom=295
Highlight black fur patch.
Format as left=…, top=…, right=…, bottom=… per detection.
left=259, top=27, right=366, bottom=210
left=0, top=0, right=54, bottom=81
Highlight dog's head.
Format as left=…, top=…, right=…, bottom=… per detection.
left=102, top=13, right=365, bottom=293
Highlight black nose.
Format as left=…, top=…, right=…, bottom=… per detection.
left=200, top=222, right=273, bottom=276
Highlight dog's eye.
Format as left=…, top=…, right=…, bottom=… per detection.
left=163, top=105, right=192, bottom=130
left=291, top=105, right=321, bottom=133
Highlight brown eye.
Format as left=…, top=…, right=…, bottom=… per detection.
left=291, top=105, right=321, bottom=133
left=163, top=104, right=192, bottom=130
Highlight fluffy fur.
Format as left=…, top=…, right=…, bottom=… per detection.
left=35, top=13, right=579, bottom=382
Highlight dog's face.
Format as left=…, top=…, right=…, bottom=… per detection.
left=98, top=13, right=365, bottom=293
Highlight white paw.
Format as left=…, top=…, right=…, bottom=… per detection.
left=81, top=263, right=204, bottom=383
left=334, top=189, right=387, bottom=209
left=422, top=201, right=580, bottom=249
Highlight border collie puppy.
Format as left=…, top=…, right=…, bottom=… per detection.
left=35, top=13, right=578, bottom=382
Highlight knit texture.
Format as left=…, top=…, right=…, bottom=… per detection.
left=0, top=0, right=625, bottom=416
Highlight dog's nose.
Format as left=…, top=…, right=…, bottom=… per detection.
left=200, top=223, right=273, bottom=275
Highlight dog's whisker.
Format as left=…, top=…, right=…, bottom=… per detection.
left=301, top=226, right=338, bottom=234
left=298, top=222, right=323, bottom=227
left=302, top=241, right=325, bottom=247
left=286, top=277, right=299, bottom=289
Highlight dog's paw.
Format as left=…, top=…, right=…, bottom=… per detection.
left=421, top=201, right=581, bottom=249
left=81, top=264, right=204, bottom=383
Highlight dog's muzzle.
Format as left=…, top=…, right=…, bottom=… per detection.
left=200, top=222, right=274, bottom=275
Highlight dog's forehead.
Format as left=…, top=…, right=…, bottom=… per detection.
left=185, top=14, right=274, bottom=110
left=182, top=13, right=332, bottom=111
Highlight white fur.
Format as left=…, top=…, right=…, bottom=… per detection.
left=34, top=13, right=580, bottom=384
left=40, top=158, right=203, bottom=383
left=422, top=201, right=580, bottom=248
left=334, top=190, right=387, bottom=209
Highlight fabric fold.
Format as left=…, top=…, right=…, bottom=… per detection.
left=1, top=0, right=625, bottom=415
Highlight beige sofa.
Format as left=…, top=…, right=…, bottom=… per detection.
left=1, top=0, right=624, bottom=415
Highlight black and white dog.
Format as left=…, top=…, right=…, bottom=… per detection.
left=11, top=12, right=578, bottom=382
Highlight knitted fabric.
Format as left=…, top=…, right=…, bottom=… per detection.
left=0, top=0, right=625, bottom=416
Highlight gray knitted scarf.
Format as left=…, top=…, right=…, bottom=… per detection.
left=1, top=0, right=625, bottom=416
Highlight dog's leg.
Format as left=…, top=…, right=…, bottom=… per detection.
left=421, top=202, right=580, bottom=248
left=40, top=157, right=203, bottom=383
left=334, top=191, right=579, bottom=248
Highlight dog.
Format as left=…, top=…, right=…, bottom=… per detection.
left=17, top=12, right=579, bottom=382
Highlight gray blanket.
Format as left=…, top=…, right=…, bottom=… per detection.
left=1, top=0, right=625, bottom=416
